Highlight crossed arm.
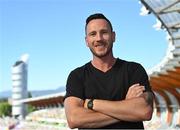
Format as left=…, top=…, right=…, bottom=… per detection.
left=64, top=97, right=119, bottom=128
left=64, top=84, right=154, bottom=129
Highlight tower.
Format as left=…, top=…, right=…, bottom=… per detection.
left=12, top=54, right=29, bottom=119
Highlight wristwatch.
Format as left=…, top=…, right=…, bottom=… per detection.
left=87, top=99, right=94, bottom=110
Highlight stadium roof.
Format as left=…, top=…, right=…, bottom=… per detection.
left=140, top=0, right=180, bottom=113
left=20, top=92, right=65, bottom=107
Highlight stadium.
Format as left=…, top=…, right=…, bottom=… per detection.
left=0, top=0, right=180, bottom=130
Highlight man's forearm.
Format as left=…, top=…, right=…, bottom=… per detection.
left=92, top=93, right=153, bottom=121
left=67, top=107, right=119, bottom=128
left=64, top=97, right=119, bottom=129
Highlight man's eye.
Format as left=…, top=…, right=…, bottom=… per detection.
left=102, top=31, right=108, bottom=34
left=89, top=33, right=96, bottom=36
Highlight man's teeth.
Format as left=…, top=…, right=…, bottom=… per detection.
left=96, top=44, right=104, bottom=47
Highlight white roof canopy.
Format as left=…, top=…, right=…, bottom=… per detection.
left=140, top=0, right=180, bottom=76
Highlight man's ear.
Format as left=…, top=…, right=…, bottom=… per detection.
left=112, top=31, right=116, bottom=42
left=85, top=36, right=89, bottom=47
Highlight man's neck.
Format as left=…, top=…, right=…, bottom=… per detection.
left=91, top=56, right=116, bottom=72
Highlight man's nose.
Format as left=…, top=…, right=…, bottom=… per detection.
left=96, top=33, right=103, bottom=41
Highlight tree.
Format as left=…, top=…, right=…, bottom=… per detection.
left=0, top=102, right=11, bottom=117
left=27, top=104, right=36, bottom=113
left=27, top=91, right=37, bottom=113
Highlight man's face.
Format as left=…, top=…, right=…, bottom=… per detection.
left=85, top=19, right=115, bottom=58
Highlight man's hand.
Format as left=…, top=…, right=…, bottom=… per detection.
left=84, top=99, right=90, bottom=108
left=125, top=83, right=145, bottom=100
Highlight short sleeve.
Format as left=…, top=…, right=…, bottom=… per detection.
left=64, top=69, right=85, bottom=100
left=128, top=63, right=152, bottom=92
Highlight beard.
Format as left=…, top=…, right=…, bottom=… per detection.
left=89, top=42, right=113, bottom=58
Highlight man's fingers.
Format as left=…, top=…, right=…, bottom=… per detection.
left=126, top=84, right=145, bottom=99
left=136, top=91, right=144, bottom=97
left=129, top=83, right=140, bottom=89
left=135, top=86, right=145, bottom=92
left=135, top=87, right=145, bottom=96
left=129, top=84, right=145, bottom=93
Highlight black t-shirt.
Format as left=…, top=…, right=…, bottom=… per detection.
left=65, top=58, right=152, bottom=129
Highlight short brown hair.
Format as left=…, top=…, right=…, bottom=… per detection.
left=85, top=13, right=113, bottom=32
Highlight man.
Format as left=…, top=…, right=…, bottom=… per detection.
left=64, top=13, right=154, bottom=129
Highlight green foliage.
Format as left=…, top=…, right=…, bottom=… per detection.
left=27, top=91, right=37, bottom=113
left=27, top=104, right=36, bottom=113
left=0, top=98, right=8, bottom=102
left=28, top=91, right=32, bottom=98
left=0, top=102, right=11, bottom=117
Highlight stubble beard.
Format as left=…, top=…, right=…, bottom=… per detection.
left=89, top=43, right=113, bottom=58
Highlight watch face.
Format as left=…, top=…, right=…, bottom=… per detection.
left=88, top=100, right=93, bottom=109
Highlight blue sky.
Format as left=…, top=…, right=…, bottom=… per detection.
left=0, top=0, right=168, bottom=92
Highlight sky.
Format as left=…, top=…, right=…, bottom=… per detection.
left=0, top=0, right=168, bottom=92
